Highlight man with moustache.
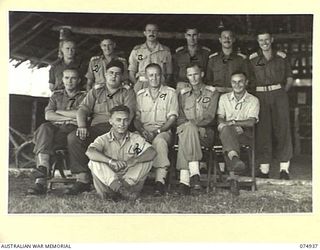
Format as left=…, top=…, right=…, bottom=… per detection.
left=86, top=35, right=129, bottom=90
left=65, top=60, right=136, bottom=195
left=128, top=23, right=173, bottom=93
left=249, top=30, right=293, bottom=180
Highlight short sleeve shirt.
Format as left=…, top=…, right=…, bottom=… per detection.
left=173, top=45, right=211, bottom=82
left=89, top=130, right=152, bottom=162
left=178, top=84, right=219, bottom=126
left=206, top=51, right=249, bottom=88
left=249, top=50, right=293, bottom=87
left=128, top=42, right=172, bottom=78
left=79, top=86, right=136, bottom=126
left=217, top=91, right=260, bottom=122
left=136, top=85, right=178, bottom=131
left=49, top=57, right=87, bottom=90
left=85, top=55, right=129, bottom=85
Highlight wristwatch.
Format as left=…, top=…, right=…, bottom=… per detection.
left=157, top=129, right=161, bottom=134
left=230, top=120, right=236, bottom=125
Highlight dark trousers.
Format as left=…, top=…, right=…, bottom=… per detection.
left=255, top=89, right=293, bottom=164
left=33, top=123, right=77, bottom=155
left=67, top=123, right=111, bottom=174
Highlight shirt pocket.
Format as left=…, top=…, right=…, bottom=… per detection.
left=183, top=101, right=196, bottom=120
left=155, top=101, right=167, bottom=123
left=139, top=103, right=153, bottom=124
left=93, top=100, right=107, bottom=114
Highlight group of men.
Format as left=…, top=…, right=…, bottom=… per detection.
left=28, top=23, right=294, bottom=200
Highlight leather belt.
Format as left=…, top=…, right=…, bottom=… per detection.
left=256, top=84, right=282, bottom=92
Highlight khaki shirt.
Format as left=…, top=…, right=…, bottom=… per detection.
left=85, top=54, right=129, bottom=85
left=79, top=86, right=136, bottom=126
left=217, top=91, right=260, bottom=122
left=177, top=84, right=219, bottom=127
left=206, top=51, right=249, bottom=88
left=249, top=50, right=293, bottom=87
left=89, top=129, right=152, bottom=162
left=173, top=45, right=211, bottom=82
left=136, top=85, right=178, bottom=132
left=45, top=89, right=87, bottom=125
left=128, top=42, right=172, bottom=79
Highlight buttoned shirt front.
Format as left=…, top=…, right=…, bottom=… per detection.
left=79, top=86, right=136, bottom=126
left=89, top=130, right=152, bottom=162
left=173, top=45, right=211, bottom=82
left=217, top=91, right=260, bottom=122
left=206, top=51, right=249, bottom=88
left=178, top=84, right=219, bottom=127
left=128, top=42, right=172, bottom=79
left=85, top=54, right=129, bottom=85
left=49, top=57, right=87, bottom=90
left=249, top=50, right=293, bottom=87
left=45, top=89, right=87, bottom=125
left=136, top=85, right=178, bottom=132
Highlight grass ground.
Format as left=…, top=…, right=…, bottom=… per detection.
left=8, top=174, right=312, bottom=214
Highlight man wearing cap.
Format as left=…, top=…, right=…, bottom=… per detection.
left=65, top=60, right=136, bottom=195
left=249, top=30, right=293, bottom=180
left=86, top=105, right=157, bottom=201
left=176, top=64, right=219, bottom=195
left=173, top=27, right=211, bottom=89
left=85, top=35, right=129, bottom=90
left=128, top=23, right=172, bottom=93
left=49, top=39, right=87, bottom=91
left=134, top=63, right=178, bottom=196
left=206, top=28, right=249, bottom=93
left=217, top=71, right=259, bottom=176
left=28, top=68, right=86, bottom=194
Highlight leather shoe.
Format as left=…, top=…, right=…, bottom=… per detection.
left=118, top=185, right=138, bottom=201
left=154, top=181, right=165, bottom=196
left=230, top=157, right=246, bottom=172
left=256, top=171, right=269, bottom=179
left=280, top=170, right=290, bottom=180
left=190, top=174, right=201, bottom=190
left=27, top=183, right=47, bottom=195
left=64, top=182, right=91, bottom=195
left=174, top=183, right=190, bottom=196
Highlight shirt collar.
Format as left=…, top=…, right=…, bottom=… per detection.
left=230, top=90, right=248, bottom=103
left=107, top=129, right=130, bottom=142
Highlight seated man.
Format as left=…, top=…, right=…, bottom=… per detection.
left=86, top=105, right=157, bottom=201
left=66, top=60, right=136, bottom=195
left=28, top=68, right=86, bottom=195
left=176, top=64, right=219, bottom=195
left=134, top=63, right=178, bottom=196
left=217, top=71, right=260, bottom=173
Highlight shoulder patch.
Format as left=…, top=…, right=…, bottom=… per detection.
left=276, top=51, right=287, bottom=59
left=90, top=55, right=101, bottom=61
left=175, top=46, right=185, bottom=53
left=237, top=52, right=247, bottom=59
left=201, top=46, right=211, bottom=52
left=204, top=85, right=216, bottom=93
left=180, top=87, right=192, bottom=95
left=137, top=88, right=147, bottom=96
left=249, top=52, right=258, bottom=60
left=209, top=52, right=219, bottom=58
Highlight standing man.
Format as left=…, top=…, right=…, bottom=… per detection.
left=49, top=39, right=87, bottom=91
left=65, top=60, right=136, bottom=195
left=173, top=27, right=211, bottom=88
left=176, top=64, right=219, bottom=195
left=134, top=63, right=178, bottom=196
left=249, top=30, right=293, bottom=180
left=28, top=68, right=86, bottom=194
left=206, top=28, right=249, bottom=93
left=217, top=71, right=260, bottom=174
left=85, top=35, right=129, bottom=90
left=86, top=105, right=157, bottom=201
left=128, top=23, right=173, bottom=93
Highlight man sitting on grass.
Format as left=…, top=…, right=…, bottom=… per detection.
left=86, top=105, right=157, bottom=201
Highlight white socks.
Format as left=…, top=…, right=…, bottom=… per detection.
left=188, top=161, right=200, bottom=176
left=260, top=164, right=270, bottom=174
left=280, top=161, right=290, bottom=173
left=155, top=168, right=168, bottom=184
left=180, top=170, right=190, bottom=186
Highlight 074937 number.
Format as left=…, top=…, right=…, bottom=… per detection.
left=300, top=244, right=318, bottom=248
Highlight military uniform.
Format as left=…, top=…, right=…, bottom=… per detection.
left=128, top=42, right=172, bottom=92
left=206, top=51, right=249, bottom=92
left=249, top=50, right=293, bottom=165
left=33, top=89, right=86, bottom=155
left=88, top=129, right=153, bottom=198
left=85, top=54, right=129, bottom=88
left=173, top=45, right=211, bottom=84
left=67, top=85, right=136, bottom=175
left=176, top=84, right=219, bottom=171
left=49, top=57, right=87, bottom=90
left=217, top=91, right=259, bottom=156
left=136, top=85, right=178, bottom=183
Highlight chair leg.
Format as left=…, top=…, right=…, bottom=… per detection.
left=206, top=150, right=213, bottom=193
